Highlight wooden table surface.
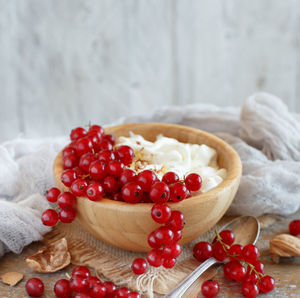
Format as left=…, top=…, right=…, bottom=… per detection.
left=0, top=212, right=300, bottom=298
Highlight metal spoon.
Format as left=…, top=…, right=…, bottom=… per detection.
left=163, top=216, right=260, bottom=298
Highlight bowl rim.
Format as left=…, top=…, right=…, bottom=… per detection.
left=54, top=122, right=242, bottom=210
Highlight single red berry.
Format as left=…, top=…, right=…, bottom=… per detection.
left=153, top=227, right=174, bottom=246
left=90, top=283, right=107, bottom=298
left=247, top=260, right=265, bottom=275
left=151, top=203, right=171, bottom=224
left=70, top=275, right=89, bottom=293
left=212, top=242, right=228, bottom=261
left=88, top=131, right=102, bottom=152
left=115, top=145, right=134, bottom=165
left=131, top=258, right=148, bottom=275
left=57, top=192, right=76, bottom=209
left=241, top=244, right=260, bottom=264
left=147, top=249, right=163, bottom=267
left=103, top=176, right=119, bottom=193
left=76, top=136, right=94, bottom=156
left=41, top=209, right=59, bottom=226
left=169, top=182, right=188, bottom=202
left=89, top=276, right=101, bottom=288
left=54, top=279, right=72, bottom=298
left=89, top=160, right=107, bottom=180
left=162, top=243, right=181, bottom=259
left=25, top=278, right=44, bottom=297
left=107, top=160, right=124, bottom=177
left=121, top=182, right=143, bottom=203
left=162, top=258, right=177, bottom=269
left=103, top=134, right=115, bottom=146
left=63, top=146, right=77, bottom=158
left=213, top=230, right=235, bottom=246
left=172, top=230, right=182, bottom=243
left=193, top=242, right=213, bottom=262
left=136, top=170, right=157, bottom=191
left=289, top=219, right=300, bottom=236
left=45, top=187, right=61, bottom=203
left=114, top=287, right=130, bottom=298
left=86, top=181, right=104, bottom=201
left=149, top=182, right=170, bottom=203
left=258, top=275, right=275, bottom=293
left=89, top=124, right=105, bottom=136
left=70, top=127, right=87, bottom=141
left=201, top=280, right=219, bottom=298
left=59, top=208, right=76, bottom=223
left=228, top=244, right=243, bottom=261
left=71, top=178, right=88, bottom=196
left=97, top=149, right=115, bottom=163
left=99, top=140, right=113, bottom=151
left=148, top=231, right=161, bottom=249
left=72, top=266, right=90, bottom=278
left=242, top=282, right=259, bottom=298
left=184, top=173, right=202, bottom=191
left=103, top=281, right=116, bottom=297
left=162, top=171, right=179, bottom=185
left=63, top=154, right=78, bottom=169
left=166, top=210, right=185, bottom=231
left=61, top=169, right=78, bottom=187
left=243, top=271, right=258, bottom=283
left=79, top=152, right=97, bottom=172
left=128, top=292, right=141, bottom=298
left=224, top=260, right=246, bottom=282
left=119, top=169, right=137, bottom=186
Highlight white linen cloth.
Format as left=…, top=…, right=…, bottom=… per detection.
left=0, top=92, right=299, bottom=257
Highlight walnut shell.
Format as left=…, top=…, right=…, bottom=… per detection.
left=1, top=272, right=23, bottom=286
left=26, top=237, right=70, bottom=273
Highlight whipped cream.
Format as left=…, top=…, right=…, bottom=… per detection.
left=116, top=133, right=227, bottom=193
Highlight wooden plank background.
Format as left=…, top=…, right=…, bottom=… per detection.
left=1, top=0, right=300, bottom=141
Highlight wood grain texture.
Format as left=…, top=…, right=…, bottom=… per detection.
left=53, top=123, right=242, bottom=252
left=1, top=0, right=300, bottom=141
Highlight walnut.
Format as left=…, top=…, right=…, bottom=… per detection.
left=26, top=238, right=70, bottom=273
left=1, top=272, right=23, bottom=286
left=269, top=233, right=300, bottom=263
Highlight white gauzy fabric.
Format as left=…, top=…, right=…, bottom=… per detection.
left=0, top=92, right=299, bottom=258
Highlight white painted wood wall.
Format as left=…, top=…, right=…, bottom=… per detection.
left=1, top=0, right=300, bottom=141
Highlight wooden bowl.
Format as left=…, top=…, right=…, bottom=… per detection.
left=53, top=123, right=242, bottom=252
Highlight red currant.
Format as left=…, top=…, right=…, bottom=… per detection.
left=172, top=230, right=182, bottom=243
left=97, top=149, right=115, bottom=163
left=162, top=243, right=181, bottom=258
left=162, top=171, right=179, bottom=185
left=212, top=242, right=228, bottom=261
left=148, top=231, right=161, bottom=249
left=57, top=192, right=76, bottom=209
left=169, top=182, right=188, bottom=202
left=149, top=182, right=170, bottom=203
left=153, top=227, right=174, bottom=246
left=151, top=203, right=171, bottom=224
left=99, top=140, right=113, bottom=151
left=119, top=169, right=137, bottom=186
left=247, top=260, right=264, bottom=275
left=89, top=160, right=107, bottom=180
left=59, top=208, right=76, bottom=223
left=76, top=136, right=93, bottom=156
left=86, top=181, right=104, bottom=201
left=70, top=127, right=87, bottom=141
left=289, top=219, right=300, bottom=236
left=89, top=124, right=105, bottom=136
left=131, top=258, right=148, bottom=275
left=25, top=278, right=44, bottom=297
left=103, top=281, right=116, bottom=297
left=73, top=166, right=85, bottom=176
left=70, top=275, right=89, bottom=293
left=201, top=280, right=219, bottom=298
left=107, top=160, right=124, bottom=177
left=114, top=287, right=130, bottom=298
left=72, top=266, right=90, bottom=278
left=63, top=146, right=77, bottom=158
left=258, top=275, right=275, bottom=293
left=103, top=176, right=119, bottom=193
left=41, top=209, right=59, bottom=226
left=241, top=244, right=260, bottom=264
left=193, top=242, right=213, bottom=262
left=115, top=145, right=134, bottom=165
left=185, top=173, right=202, bottom=191
left=147, top=249, right=163, bottom=267
left=88, top=131, right=102, bottom=152
left=162, top=258, right=177, bottom=269
left=213, top=230, right=235, bottom=246
left=71, top=179, right=88, bottom=196
left=54, top=279, right=72, bottom=298
left=136, top=170, right=157, bottom=191
left=90, top=283, right=107, bottom=298
left=224, top=260, right=246, bottom=282
left=228, top=244, right=243, bottom=261
left=61, top=169, right=78, bottom=187
left=166, top=211, right=185, bottom=231
left=63, top=154, right=78, bottom=169
left=242, top=281, right=259, bottom=297
left=128, top=292, right=141, bottom=298
left=243, top=271, right=258, bottom=283
left=121, top=182, right=143, bottom=203
left=103, top=134, right=115, bottom=146
left=79, top=152, right=97, bottom=172
left=89, top=276, right=101, bottom=288
left=45, top=187, right=61, bottom=203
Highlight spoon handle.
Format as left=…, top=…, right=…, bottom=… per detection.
left=163, top=257, right=218, bottom=298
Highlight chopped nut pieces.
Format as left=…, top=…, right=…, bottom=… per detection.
left=26, top=238, right=70, bottom=273
left=269, top=233, right=300, bottom=263
left=1, top=272, right=24, bottom=286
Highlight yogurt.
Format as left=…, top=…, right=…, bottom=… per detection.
left=116, top=133, right=227, bottom=193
